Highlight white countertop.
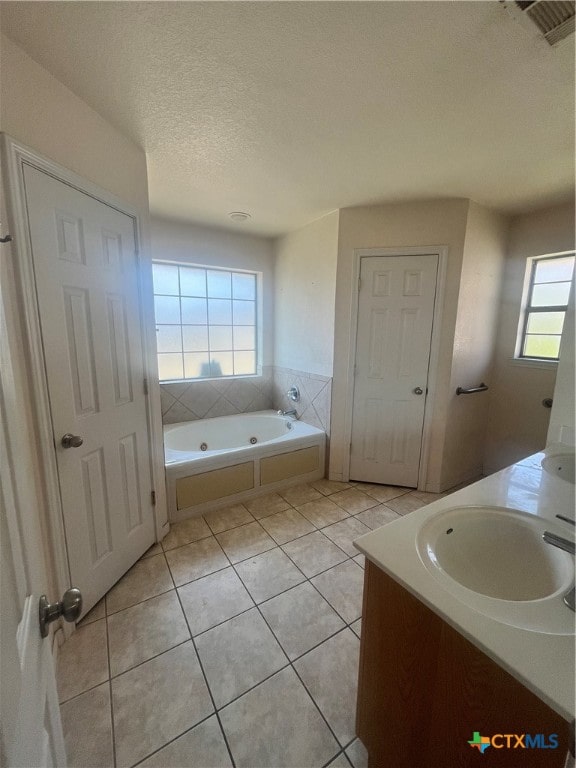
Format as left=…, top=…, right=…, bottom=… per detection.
left=354, top=446, right=576, bottom=721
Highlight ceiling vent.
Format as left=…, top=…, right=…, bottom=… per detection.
left=514, top=0, right=575, bottom=45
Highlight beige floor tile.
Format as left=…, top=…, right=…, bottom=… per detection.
left=282, top=531, right=348, bottom=578
left=297, top=497, right=349, bottom=528
left=331, top=488, right=379, bottom=514
left=294, top=628, right=360, bottom=746
left=411, top=489, right=447, bottom=503
left=112, top=642, right=213, bottom=767
left=195, top=608, right=287, bottom=708
left=220, top=666, right=339, bottom=768
left=354, top=505, right=400, bottom=529
left=322, top=518, right=372, bottom=557
left=346, top=738, right=369, bottom=768
left=165, top=536, right=229, bottom=587
left=108, top=591, right=189, bottom=676
left=141, top=542, right=163, bottom=559
left=106, top=554, right=174, bottom=614
left=351, top=618, right=362, bottom=637
left=278, top=483, right=322, bottom=506
left=356, top=483, right=411, bottom=504
left=327, top=754, right=353, bottom=767
left=57, top=618, right=109, bottom=703
left=258, top=507, right=315, bottom=544
left=447, top=477, right=482, bottom=492
left=244, top=492, right=291, bottom=518
left=139, top=715, right=233, bottom=767
left=203, top=503, right=254, bottom=534
left=178, top=567, right=254, bottom=635
left=234, top=547, right=305, bottom=603
left=353, top=553, right=365, bottom=569
left=77, top=597, right=105, bottom=627
left=311, top=560, right=364, bottom=623
left=162, top=515, right=212, bottom=551
left=259, top=582, right=344, bottom=660
left=216, top=521, right=276, bottom=564
left=310, top=478, right=354, bottom=496
left=384, top=493, right=426, bottom=515
left=60, top=682, right=113, bottom=768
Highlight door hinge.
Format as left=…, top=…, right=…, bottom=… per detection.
left=143, top=378, right=148, bottom=396
left=151, top=490, right=156, bottom=506
left=349, top=442, right=353, bottom=454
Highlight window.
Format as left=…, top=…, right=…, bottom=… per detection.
left=152, top=262, right=258, bottom=381
left=518, top=253, right=575, bottom=361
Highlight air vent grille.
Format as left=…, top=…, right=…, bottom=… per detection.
left=515, top=0, right=575, bottom=45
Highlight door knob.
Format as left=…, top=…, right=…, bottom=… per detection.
left=413, top=387, right=424, bottom=395
left=61, top=433, right=83, bottom=448
left=39, top=588, right=82, bottom=638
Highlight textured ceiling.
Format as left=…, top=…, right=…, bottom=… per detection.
left=1, top=1, right=574, bottom=236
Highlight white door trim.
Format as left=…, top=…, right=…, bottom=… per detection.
left=344, top=246, right=448, bottom=490
left=1, top=134, right=169, bottom=623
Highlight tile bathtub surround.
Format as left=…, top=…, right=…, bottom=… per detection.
left=161, top=368, right=274, bottom=424
left=57, top=480, right=455, bottom=767
left=272, top=366, right=332, bottom=434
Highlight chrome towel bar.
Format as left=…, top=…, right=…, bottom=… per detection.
left=456, top=383, right=488, bottom=395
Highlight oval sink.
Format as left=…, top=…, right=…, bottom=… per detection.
left=541, top=453, right=575, bottom=484
left=417, top=506, right=575, bottom=634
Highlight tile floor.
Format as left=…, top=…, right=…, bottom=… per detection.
left=57, top=479, right=451, bottom=768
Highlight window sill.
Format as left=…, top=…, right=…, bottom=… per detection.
left=159, top=373, right=264, bottom=385
left=507, top=357, right=558, bottom=371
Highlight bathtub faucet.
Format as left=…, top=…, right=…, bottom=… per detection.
left=278, top=408, right=298, bottom=419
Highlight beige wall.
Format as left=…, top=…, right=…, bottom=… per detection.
left=273, top=211, right=339, bottom=377
left=151, top=216, right=275, bottom=367
left=330, top=199, right=470, bottom=489
left=484, top=201, right=575, bottom=473
left=440, top=202, right=507, bottom=489
left=0, top=35, right=149, bottom=210
left=150, top=217, right=276, bottom=424
left=0, top=36, right=155, bottom=589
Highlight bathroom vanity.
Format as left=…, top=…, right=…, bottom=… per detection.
left=354, top=448, right=575, bottom=768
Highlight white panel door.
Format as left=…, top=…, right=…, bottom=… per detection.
left=1, top=169, right=65, bottom=767
left=23, top=165, right=155, bottom=616
left=350, top=254, right=438, bottom=486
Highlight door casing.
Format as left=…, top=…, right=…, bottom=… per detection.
left=344, top=246, right=448, bottom=490
left=1, top=134, right=169, bottom=629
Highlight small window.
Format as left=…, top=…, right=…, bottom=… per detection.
left=152, top=262, right=258, bottom=381
left=518, top=253, right=575, bottom=361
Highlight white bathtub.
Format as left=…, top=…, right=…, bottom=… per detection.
left=164, top=410, right=326, bottom=521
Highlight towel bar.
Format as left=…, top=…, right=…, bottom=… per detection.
left=456, top=383, right=488, bottom=395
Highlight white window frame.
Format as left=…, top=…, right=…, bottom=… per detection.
left=152, top=261, right=261, bottom=382
left=515, top=251, right=575, bottom=364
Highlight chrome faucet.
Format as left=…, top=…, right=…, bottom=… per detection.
left=542, top=531, right=575, bottom=556
left=277, top=408, right=297, bottom=418
left=543, top=531, right=576, bottom=612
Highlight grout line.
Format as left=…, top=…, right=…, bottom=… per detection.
left=176, top=590, right=236, bottom=768
left=68, top=481, right=442, bottom=766
left=109, top=637, right=192, bottom=682
left=58, top=677, right=112, bottom=707
left=130, top=711, right=220, bottom=768
left=104, top=609, right=118, bottom=768
left=166, top=547, right=238, bottom=768
left=230, top=550, right=359, bottom=753
left=105, top=585, right=176, bottom=617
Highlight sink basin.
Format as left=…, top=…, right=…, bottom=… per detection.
left=417, top=506, right=575, bottom=634
left=541, top=453, right=575, bottom=484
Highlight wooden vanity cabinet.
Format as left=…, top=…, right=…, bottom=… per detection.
left=356, top=560, right=572, bottom=768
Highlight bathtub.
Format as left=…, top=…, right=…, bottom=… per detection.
left=164, top=410, right=326, bottom=521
